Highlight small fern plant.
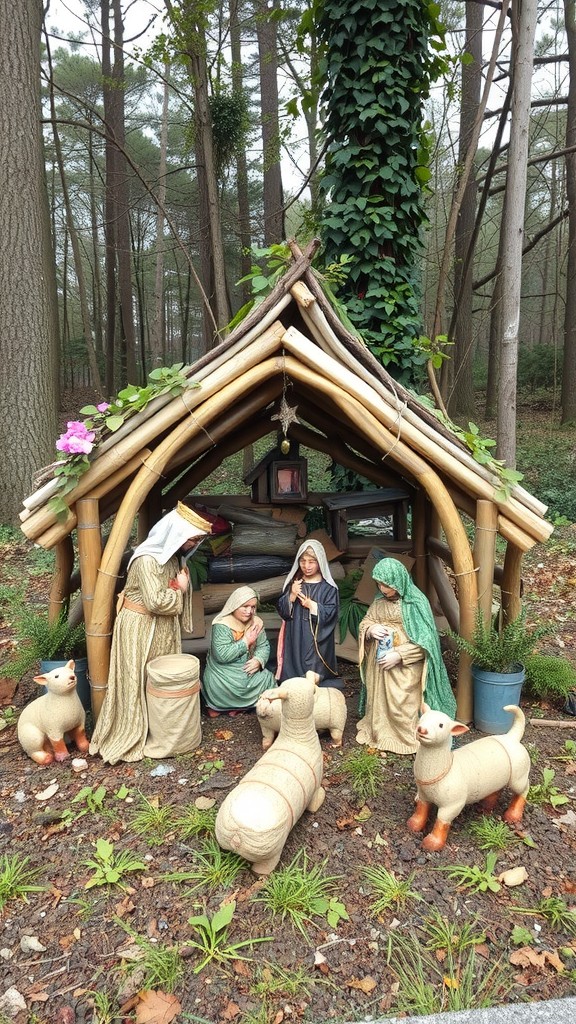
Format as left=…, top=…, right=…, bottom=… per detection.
left=448, top=609, right=549, bottom=674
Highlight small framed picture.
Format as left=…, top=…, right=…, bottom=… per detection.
left=270, top=460, right=308, bottom=502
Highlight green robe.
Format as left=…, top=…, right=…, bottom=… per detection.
left=202, top=623, right=275, bottom=711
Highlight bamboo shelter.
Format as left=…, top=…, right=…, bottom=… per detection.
left=20, top=241, right=553, bottom=724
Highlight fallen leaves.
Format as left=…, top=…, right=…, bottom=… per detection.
left=509, top=946, right=566, bottom=973
left=346, top=975, right=377, bottom=993
left=134, top=989, right=182, bottom=1024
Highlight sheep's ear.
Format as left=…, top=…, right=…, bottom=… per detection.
left=33, top=675, right=47, bottom=686
left=451, top=723, right=469, bottom=736
left=420, top=701, right=431, bottom=715
left=66, top=659, right=75, bottom=670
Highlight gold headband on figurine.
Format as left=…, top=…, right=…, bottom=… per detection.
left=176, top=501, right=213, bottom=534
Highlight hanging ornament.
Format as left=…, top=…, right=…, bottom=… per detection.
left=280, top=438, right=290, bottom=455
left=271, top=396, right=300, bottom=435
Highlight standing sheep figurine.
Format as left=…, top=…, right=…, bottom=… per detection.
left=215, top=671, right=325, bottom=875
left=407, top=703, right=531, bottom=851
left=256, top=680, right=347, bottom=750
left=17, top=660, right=90, bottom=765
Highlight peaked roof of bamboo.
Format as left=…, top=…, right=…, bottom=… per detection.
left=20, top=239, right=553, bottom=554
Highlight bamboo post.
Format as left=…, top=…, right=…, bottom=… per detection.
left=473, top=500, right=498, bottom=627
left=76, top=498, right=102, bottom=716
left=426, top=504, right=441, bottom=607
left=76, top=498, right=101, bottom=631
left=501, top=541, right=523, bottom=623
left=48, top=536, right=74, bottom=623
left=412, top=489, right=427, bottom=593
left=428, top=556, right=460, bottom=632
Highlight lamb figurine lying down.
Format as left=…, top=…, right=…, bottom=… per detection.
left=407, top=702, right=531, bottom=852
left=17, top=659, right=90, bottom=765
left=215, top=672, right=325, bottom=875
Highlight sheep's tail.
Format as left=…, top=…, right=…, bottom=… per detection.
left=502, top=705, right=526, bottom=742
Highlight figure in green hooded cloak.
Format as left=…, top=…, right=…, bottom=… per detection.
left=356, top=558, right=456, bottom=754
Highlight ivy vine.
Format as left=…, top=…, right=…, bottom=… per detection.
left=314, top=0, right=450, bottom=383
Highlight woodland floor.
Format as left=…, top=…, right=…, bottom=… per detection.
left=2, top=407, right=576, bottom=1024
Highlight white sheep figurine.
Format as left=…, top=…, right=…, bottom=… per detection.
left=256, top=682, right=347, bottom=750
left=17, top=660, right=90, bottom=766
left=215, top=671, right=325, bottom=875
left=407, top=702, right=531, bottom=852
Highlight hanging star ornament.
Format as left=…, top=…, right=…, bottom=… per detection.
left=271, top=396, right=300, bottom=434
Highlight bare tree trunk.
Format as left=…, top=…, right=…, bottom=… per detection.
left=448, top=2, right=483, bottom=418
left=256, top=0, right=284, bottom=244
left=496, top=0, right=537, bottom=467
left=562, top=0, right=576, bottom=422
left=0, top=0, right=59, bottom=523
left=151, top=65, right=170, bottom=366
left=230, top=0, right=253, bottom=301
left=112, top=0, right=137, bottom=383
left=165, top=0, right=231, bottom=350
left=101, top=0, right=117, bottom=393
left=45, top=34, right=103, bottom=394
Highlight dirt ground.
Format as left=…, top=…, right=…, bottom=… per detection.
left=1, top=525, right=576, bottom=1024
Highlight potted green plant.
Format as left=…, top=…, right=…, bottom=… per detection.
left=448, top=609, right=550, bottom=734
left=0, top=608, right=90, bottom=711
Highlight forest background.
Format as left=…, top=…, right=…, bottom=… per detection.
left=0, top=0, right=575, bottom=526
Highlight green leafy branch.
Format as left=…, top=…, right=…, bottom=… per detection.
left=48, top=364, right=197, bottom=520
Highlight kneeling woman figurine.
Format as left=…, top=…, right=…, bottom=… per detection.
left=202, top=586, right=275, bottom=717
left=356, top=558, right=456, bottom=754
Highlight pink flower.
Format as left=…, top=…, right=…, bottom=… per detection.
left=97, top=402, right=110, bottom=412
left=56, top=421, right=95, bottom=456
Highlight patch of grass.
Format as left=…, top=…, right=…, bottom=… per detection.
left=82, top=839, right=147, bottom=889
left=528, top=767, right=569, bottom=809
left=249, top=961, right=318, bottom=999
left=0, top=854, right=45, bottom=910
left=524, top=654, right=576, bottom=703
left=186, top=900, right=272, bottom=973
left=174, top=802, right=217, bottom=839
left=129, top=795, right=177, bottom=846
left=509, top=896, right=576, bottom=936
left=362, top=864, right=421, bottom=916
left=127, top=940, right=184, bottom=994
left=84, top=989, right=121, bottom=1024
left=468, top=818, right=516, bottom=851
left=387, top=929, right=514, bottom=1014
left=552, top=739, right=576, bottom=762
left=0, top=706, right=17, bottom=730
left=253, top=848, right=344, bottom=940
left=0, top=582, right=25, bottom=611
left=439, top=852, right=501, bottom=894
left=422, top=908, right=487, bottom=955
left=341, top=746, right=385, bottom=803
left=468, top=816, right=535, bottom=851
left=159, top=835, right=246, bottom=893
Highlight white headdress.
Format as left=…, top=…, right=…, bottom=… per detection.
left=128, top=504, right=211, bottom=569
left=281, top=539, right=337, bottom=591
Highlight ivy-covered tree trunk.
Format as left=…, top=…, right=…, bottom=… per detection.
left=317, top=0, right=444, bottom=382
